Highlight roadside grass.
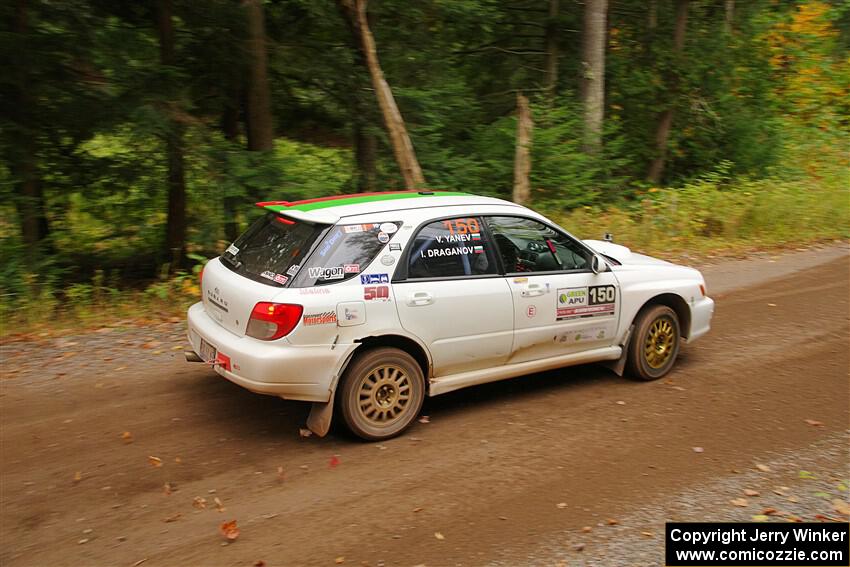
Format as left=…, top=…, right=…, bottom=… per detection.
left=2, top=172, right=847, bottom=341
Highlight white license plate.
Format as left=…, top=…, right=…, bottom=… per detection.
left=199, top=338, right=217, bottom=362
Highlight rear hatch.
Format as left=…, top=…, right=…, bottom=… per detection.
left=202, top=213, right=325, bottom=336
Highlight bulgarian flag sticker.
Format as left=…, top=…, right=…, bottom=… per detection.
left=473, top=245, right=484, bottom=254
left=471, top=233, right=482, bottom=241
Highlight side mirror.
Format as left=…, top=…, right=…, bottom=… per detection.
left=591, top=254, right=606, bottom=274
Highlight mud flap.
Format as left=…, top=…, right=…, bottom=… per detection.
left=306, top=394, right=335, bottom=437
left=604, top=325, right=634, bottom=377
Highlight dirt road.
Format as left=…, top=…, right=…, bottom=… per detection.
left=2, top=245, right=848, bottom=567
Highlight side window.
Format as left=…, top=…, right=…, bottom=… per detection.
left=407, top=217, right=496, bottom=279
left=485, top=216, right=590, bottom=273
left=292, top=222, right=400, bottom=287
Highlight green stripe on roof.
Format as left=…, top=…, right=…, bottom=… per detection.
left=264, top=191, right=471, bottom=213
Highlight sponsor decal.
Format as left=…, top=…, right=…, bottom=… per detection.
left=364, top=285, right=390, bottom=301
left=389, top=243, right=402, bottom=251
left=273, top=274, right=288, bottom=285
left=556, top=285, right=616, bottom=321
left=471, top=233, right=482, bottom=241
left=299, top=287, right=331, bottom=295
left=286, top=264, right=300, bottom=276
left=303, top=311, right=337, bottom=326
left=381, top=255, right=395, bottom=266
left=554, top=327, right=607, bottom=343
left=360, top=273, right=389, bottom=284
left=513, top=277, right=528, bottom=284
left=473, top=245, right=484, bottom=254
left=319, top=230, right=343, bottom=256
left=308, top=266, right=344, bottom=280
left=527, top=305, right=536, bottom=318
left=226, top=243, right=239, bottom=255
left=343, top=224, right=364, bottom=233
left=377, top=232, right=390, bottom=244
left=343, top=263, right=360, bottom=274
left=261, top=270, right=276, bottom=281
left=380, top=222, right=398, bottom=234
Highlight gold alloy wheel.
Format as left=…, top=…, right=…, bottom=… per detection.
left=644, top=317, right=676, bottom=369
left=357, top=364, right=411, bottom=425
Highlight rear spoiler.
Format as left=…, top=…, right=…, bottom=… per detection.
left=255, top=201, right=338, bottom=225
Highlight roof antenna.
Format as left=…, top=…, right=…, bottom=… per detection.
left=603, top=232, right=614, bottom=242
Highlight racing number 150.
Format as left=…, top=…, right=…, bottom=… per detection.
left=442, top=218, right=480, bottom=235
left=589, top=285, right=616, bottom=304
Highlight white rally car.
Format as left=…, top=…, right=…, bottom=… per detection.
left=187, top=191, right=714, bottom=440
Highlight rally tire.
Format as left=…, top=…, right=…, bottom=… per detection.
left=338, top=347, right=425, bottom=441
left=626, top=305, right=681, bottom=381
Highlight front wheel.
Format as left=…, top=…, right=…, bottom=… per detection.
left=626, top=305, right=681, bottom=381
left=338, top=347, right=425, bottom=441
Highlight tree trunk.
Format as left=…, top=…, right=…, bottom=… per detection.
left=243, top=0, right=274, bottom=151
left=11, top=0, right=51, bottom=255
left=581, top=0, right=607, bottom=153
left=544, top=0, right=559, bottom=99
left=512, top=93, right=533, bottom=205
left=647, top=0, right=688, bottom=184
left=648, top=0, right=657, bottom=31
left=156, top=0, right=187, bottom=270
left=338, top=0, right=425, bottom=189
left=724, top=0, right=734, bottom=34
left=353, top=120, right=377, bottom=192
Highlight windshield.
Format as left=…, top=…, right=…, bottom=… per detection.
left=291, top=221, right=401, bottom=287
left=220, top=213, right=324, bottom=287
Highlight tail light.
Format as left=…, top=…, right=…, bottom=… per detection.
left=699, top=283, right=706, bottom=297
left=199, top=265, right=205, bottom=288
left=246, top=302, right=303, bottom=340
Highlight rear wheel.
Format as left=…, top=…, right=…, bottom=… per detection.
left=626, top=305, right=681, bottom=381
left=338, top=347, right=425, bottom=441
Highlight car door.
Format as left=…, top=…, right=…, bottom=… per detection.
left=485, top=215, right=620, bottom=365
left=393, top=216, right=514, bottom=377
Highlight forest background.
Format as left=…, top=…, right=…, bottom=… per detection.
left=1, top=0, right=847, bottom=333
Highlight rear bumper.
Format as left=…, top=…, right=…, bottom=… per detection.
left=688, top=296, right=714, bottom=342
left=186, top=302, right=351, bottom=402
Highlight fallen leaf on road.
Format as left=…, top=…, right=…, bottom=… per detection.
left=418, top=415, right=430, bottom=424
left=329, top=455, right=340, bottom=468
left=192, top=496, right=206, bottom=509
left=73, top=471, right=82, bottom=483
left=606, top=518, right=620, bottom=526
left=434, top=532, right=445, bottom=540
left=804, top=419, right=824, bottom=427
left=556, top=502, right=567, bottom=509
left=132, top=559, right=147, bottom=567
left=163, top=483, right=172, bottom=495
left=798, top=470, right=816, bottom=480
left=219, top=520, right=239, bottom=540
left=755, top=464, right=771, bottom=473
left=298, top=428, right=312, bottom=438
left=787, top=495, right=800, bottom=503
left=334, top=558, right=345, bottom=565
left=731, top=498, right=749, bottom=507
left=121, top=431, right=133, bottom=443
left=762, top=507, right=778, bottom=515
left=572, top=543, right=585, bottom=552
left=692, top=447, right=704, bottom=453
left=751, top=515, right=769, bottom=522
left=615, top=400, right=626, bottom=405
left=641, top=531, right=653, bottom=538
left=253, top=561, right=266, bottom=567
left=767, top=303, right=776, bottom=307
left=412, top=507, right=423, bottom=513
left=743, top=489, right=760, bottom=497
left=214, top=497, right=225, bottom=512
left=163, top=513, right=182, bottom=523
left=833, top=499, right=850, bottom=516
left=148, top=456, right=162, bottom=468
left=78, top=538, right=89, bottom=545
left=277, top=466, right=285, bottom=481
left=581, top=526, right=592, bottom=533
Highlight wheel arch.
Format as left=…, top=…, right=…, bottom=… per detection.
left=638, top=293, right=691, bottom=339
left=335, top=334, right=432, bottom=393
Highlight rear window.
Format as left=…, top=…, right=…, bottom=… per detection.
left=220, top=213, right=322, bottom=287
left=291, top=222, right=401, bottom=287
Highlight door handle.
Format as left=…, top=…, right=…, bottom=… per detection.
left=521, top=284, right=545, bottom=297
left=407, top=291, right=434, bottom=306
